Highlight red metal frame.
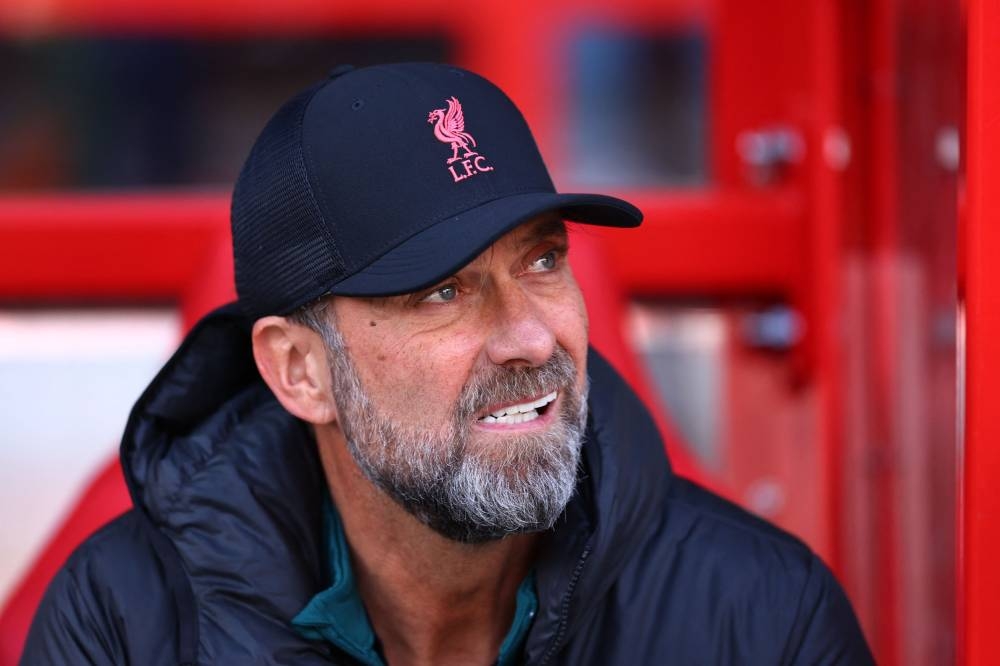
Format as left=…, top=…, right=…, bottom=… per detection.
left=804, top=0, right=847, bottom=578
left=0, top=0, right=708, bottom=33
left=866, top=1, right=904, bottom=660
left=0, top=194, right=233, bottom=328
left=962, top=1, right=1000, bottom=663
left=588, top=189, right=803, bottom=297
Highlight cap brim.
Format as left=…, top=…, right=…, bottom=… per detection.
left=330, top=191, right=641, bottom=297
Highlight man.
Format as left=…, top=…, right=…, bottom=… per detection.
left=22, top=63, right=873, bottom=664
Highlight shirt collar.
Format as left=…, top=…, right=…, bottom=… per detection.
left=292, top=495, right=537, bottom=665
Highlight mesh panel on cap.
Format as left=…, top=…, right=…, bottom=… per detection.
left=231, top=83, right=345, bottom=318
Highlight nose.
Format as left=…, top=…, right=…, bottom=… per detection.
left=484, top=285, right=556, bottom=368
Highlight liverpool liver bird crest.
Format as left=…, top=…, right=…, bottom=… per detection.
left=428, top=96, right=478, bottom=164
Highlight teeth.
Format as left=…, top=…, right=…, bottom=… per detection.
left=486, top=391, right=557, bottom=419
left=483, top=410, right=540, bottom=425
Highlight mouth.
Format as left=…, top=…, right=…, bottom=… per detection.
left=476, top=390, right=558, bottom=425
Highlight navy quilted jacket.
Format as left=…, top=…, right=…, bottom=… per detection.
left=21, top=304, right=874, bottom=665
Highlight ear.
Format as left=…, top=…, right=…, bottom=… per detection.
left=251, top=316, right=340, bottom=425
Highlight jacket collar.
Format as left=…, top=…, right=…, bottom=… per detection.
left=523, top=349, right=674, bottom=662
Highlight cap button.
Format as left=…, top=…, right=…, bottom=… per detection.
left=328, top=64, right=355, bottom=79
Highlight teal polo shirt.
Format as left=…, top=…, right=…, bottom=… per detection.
left=292, top=497, right=538, bottom=666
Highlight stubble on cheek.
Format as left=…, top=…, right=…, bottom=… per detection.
left=362, top=336, right=483, bottom=433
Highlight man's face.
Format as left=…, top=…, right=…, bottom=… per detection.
left=322, top=216, right=590, bottom=542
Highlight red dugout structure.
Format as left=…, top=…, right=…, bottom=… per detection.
left=962, top=1, right=999, bottom=663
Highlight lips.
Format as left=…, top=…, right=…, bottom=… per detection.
left=477, top=391, right=558, bottom=425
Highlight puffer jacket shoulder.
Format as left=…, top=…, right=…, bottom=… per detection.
left=552, top=477, right=874, bottom=664
left=20, top=510, right=184, bottom=666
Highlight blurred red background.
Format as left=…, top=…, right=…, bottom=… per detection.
left=0, top=0, right=994, bottom=664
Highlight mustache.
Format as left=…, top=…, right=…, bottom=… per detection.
left=454, top=346, right=578, bottom=421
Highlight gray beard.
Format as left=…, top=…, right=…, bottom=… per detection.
left=320, top=324, right=587, bottom=544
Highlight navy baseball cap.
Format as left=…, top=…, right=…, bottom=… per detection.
left=231, top=62, right=642, bottom=318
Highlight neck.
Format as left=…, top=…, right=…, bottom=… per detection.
left=315, top=425, right=538, bottom=666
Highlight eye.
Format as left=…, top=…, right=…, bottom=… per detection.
left=528, top=249, right=559, bottom=272
left=420, top=284, right=458, bottom=303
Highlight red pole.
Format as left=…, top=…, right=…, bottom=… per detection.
left=867, top=1, right=902, bottom=662
left=962, top=0, right=1000, bottom=663
left=808, top=0, right=845, bottom=577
